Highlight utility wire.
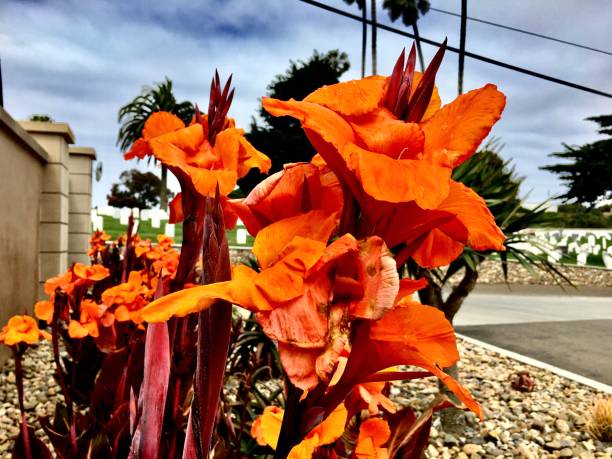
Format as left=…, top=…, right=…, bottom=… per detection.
left=430, top=7, right=612, bottom=57
left=297, top=0, right=612, bottom=99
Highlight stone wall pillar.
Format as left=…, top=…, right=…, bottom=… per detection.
left=19, top=121, right=75, bottom=296
left=68, top=146, right=96, bottom=265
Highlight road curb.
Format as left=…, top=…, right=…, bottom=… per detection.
left=456, top=333, right=612, bottom=395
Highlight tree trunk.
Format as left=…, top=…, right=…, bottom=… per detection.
left=413, top=22, right=425, bottom=72
left=370, top=0, right=377, bottom=75
left=361, top=2, right=368, bottom=78
left=160, top=164, right=168, bottom=211
left=438, top=267, right=479, bottom=434
left=458, top=0, right=467, bottom=95
left=441, top=267, right=478, bottom=323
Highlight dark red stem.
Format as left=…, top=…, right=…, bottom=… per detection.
left=12, top=346, right=32, bottom=459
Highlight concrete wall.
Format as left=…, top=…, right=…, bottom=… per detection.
left=0, top=108, right=48, bottom=363
left=0, top=111, right=95, bottom=367
left=19, top=121, right=75, bottom=296
left=68, top=146, right=96, bottom=265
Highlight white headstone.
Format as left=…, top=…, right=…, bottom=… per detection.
left=140, top=209, right=151, bottom=221
left=236, top=228, right=248, bottom=245
left=165, top=223, right=175, bottom=237
left=576, top=252, right=588, bottom=266
left=132, top=220, right=140, bottom=236
left=151, top=214, right=161, bottom=229
left=587, top=235, right=596, bottom=246
left=132, top=208, right=140, bottom=219
left=91, top=215, right=104, bottom=232
left=603, top=253, right=612, bottom=269
left=119, top=208, right=131, bottom=225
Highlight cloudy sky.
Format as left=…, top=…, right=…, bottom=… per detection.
left=2, top=0, right=611, bottom=206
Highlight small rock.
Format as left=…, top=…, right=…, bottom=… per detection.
left=516, top=443, right=536, bottom=459
left=555, top=419, right=571, bottom=433
left=462, top=444, right=482, bottom=455
left=545, top=440, right=563, bottom=451
left=426, top=444, right=439, bottom=457
left=558, top=447, right=574, bottom=457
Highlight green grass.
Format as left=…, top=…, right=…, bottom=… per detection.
left=101, top=215, right=254, bottom=247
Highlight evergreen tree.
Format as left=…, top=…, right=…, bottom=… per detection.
left=541, top=115, right=612, bottom=207
left=238, top=50, right=350, bottom=194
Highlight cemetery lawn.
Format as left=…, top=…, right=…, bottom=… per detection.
left=101, top=216, right=253, bottom=247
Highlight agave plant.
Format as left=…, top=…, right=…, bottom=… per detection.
left=405, top=141, right=571, bottom=430
left=409, top=140, right=570, bottom=325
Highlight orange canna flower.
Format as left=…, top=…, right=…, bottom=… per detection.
left=354, top=418, right=391, bottom=459
left=124, top=108, right=270, bottom=197
left=88, top=230, right=111, bottom=257
left=142, top=211, right=400, bottom=390
left=228, top=162, right=343, bottom=236
left=0, top=315, right=51, bottom=346
left=334, top=299, right=481, bottom=418
left=44, top=269, right=74, bottom=296
left=73, top=262, right=110, bottom=284
left=262, top=45, right=506, bottom=268
left=68, top=299, right=113, bottom=339
left=252, top=403, right=347, bottom=458
left=101, top=271, right=149, bottom=324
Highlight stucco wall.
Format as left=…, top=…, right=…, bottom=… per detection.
left=68, top=147, right=96, bottom=265
left=0, top=108, right=48, bottom=364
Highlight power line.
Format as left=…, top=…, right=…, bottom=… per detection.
left=297, top=0, right=612, bottom=99
left=430, top=7, right=612, bottom=57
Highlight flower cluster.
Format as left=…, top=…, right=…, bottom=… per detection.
left=1, top=44, right=507, bottom=459
left=139, top=44, right=505, bottom=457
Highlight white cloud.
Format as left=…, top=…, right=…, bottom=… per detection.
left=1, top=0, right=610, bottom=206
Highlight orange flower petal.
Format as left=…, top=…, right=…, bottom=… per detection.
left=142, top=111, right=185, bottom=140
left=276, top=343, right=321, bottom=391
left=354, top=418, right=391, bottom=459
left=253, top=406, right=284, bottom=449
left=304, top=76, right=386, bottom=116
left=231, top=163, right=343, bottom=236
left=440, top=181, right=505, bottom=251
left=169, top=193, right=184, bottom=223
left=68, top=320, right=89, bottom=339
left=423, top=84, right=506, bottom=168
left=253, top=210, right=338, bottom=269
left=35, top=300, right=54, bottom=324
left=348, top=109, right=425, bottom=159
left=346, top=143, right=450, bottom=209
left=367, top=301, right=481, bottom=417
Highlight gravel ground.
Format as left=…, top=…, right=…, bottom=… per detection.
left=1, top=340, right=611, bottom=458
left=457, top=260, right=612, bottom=287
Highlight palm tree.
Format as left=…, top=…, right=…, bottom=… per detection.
left=117, top=78, right=194, bottom=210
left=371, top=0, right=377, bottom=74
left=343, top=0, right=368, bottom=77
left=382, top=0, right=430, bottom=71
left=458, top=0, right=467, bottom=95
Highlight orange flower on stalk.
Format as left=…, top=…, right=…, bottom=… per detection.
left=35, top=268, right=78, bottom=323
left=354, top=418, right=391, bottom=459
left=125, top=75, right=271, bottom=199
left=73, top=263, right=110, bottom=284
left=263, top=43, right=506, bottom=268
left=251, top=403, right=348, bottom=458
left=88, top=230, right=111, bottom=257
left=142, top=209, right=401, bottom=390
left=330, top=298, right=481, bottom=419
left=68, top=299, right=114, bottom=339
left=0, top=315, right=51, bottom=346
left=101, top=271, right=149, bottom=323
left=228, top=162, right=343, bottom=236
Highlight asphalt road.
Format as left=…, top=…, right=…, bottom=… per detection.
left=454, top=290, right=612, bottom=385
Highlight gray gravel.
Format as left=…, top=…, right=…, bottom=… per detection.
left=1, top=339, right=611, bottom=458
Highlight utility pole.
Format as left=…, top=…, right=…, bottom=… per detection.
left=0, top=58, right=4, bottom=107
